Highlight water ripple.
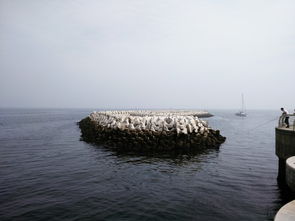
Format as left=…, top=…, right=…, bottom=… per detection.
left=0, top=109, right=293, bottom=221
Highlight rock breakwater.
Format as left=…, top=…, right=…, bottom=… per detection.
left=79, top=110, right=225, bottom=151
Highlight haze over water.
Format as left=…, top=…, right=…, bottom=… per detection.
left=1, top=1, right=295, bottom=220
left=0, top=0, right=295, bottom=110
left=0, top=108, right=293, bottom=220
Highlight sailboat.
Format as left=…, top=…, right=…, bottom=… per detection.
left=235, top=93, right=247, bottom=117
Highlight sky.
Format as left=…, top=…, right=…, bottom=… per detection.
left=0, top=0, right=294, bottom=110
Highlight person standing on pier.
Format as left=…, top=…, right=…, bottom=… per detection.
left=281, top=107, right=289, bottom=128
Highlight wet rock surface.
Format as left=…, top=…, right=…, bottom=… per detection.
left=79, top=110, right=226, bottom=152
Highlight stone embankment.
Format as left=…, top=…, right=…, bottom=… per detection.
left=79, top=110, right=225, bottom=151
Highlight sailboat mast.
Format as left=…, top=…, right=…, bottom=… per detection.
left=241, top=93, right=245, bottom=112
left=236, top=93, right=247, bottom=116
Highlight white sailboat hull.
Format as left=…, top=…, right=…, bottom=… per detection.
left=235, top=111, right=247, bottom=117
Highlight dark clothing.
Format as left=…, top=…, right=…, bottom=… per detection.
left=285, top=116, right=290, bottom=128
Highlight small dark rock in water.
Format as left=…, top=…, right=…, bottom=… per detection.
left=79, top=111, right=226, bottom=152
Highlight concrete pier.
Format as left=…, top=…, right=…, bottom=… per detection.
left=275, top=200, right=295, bottom=221
left=275, top=127, right=295, bottom=180
left=275, top=114, right=295, bottom=221
left=286, top=156, right=295, bottom=192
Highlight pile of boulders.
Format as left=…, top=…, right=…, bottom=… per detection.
left=79, top=110, right=226, bottom=151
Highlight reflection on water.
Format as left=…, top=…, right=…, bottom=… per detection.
left=0, top=109, right=294, bottom=221
left=116, top=150, right=219, bottom=166
left=88, top=142, right=220, bottom=166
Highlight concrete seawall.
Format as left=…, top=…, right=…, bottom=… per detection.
left=275, top=200, right=295, bottom=221
left=79, top=110, right=225, bottom=151
left=286, top=156, right=295, bottom=192
left=275, top=127, right=295, bottom=180
left=275, top=125, right=295, bottom=220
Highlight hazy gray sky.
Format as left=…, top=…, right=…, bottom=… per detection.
left=0, top=0, right=294, bottom=110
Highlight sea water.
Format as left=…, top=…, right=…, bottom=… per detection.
left=0, top=109, right=293, bottom=221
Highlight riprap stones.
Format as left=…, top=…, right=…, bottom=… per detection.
left=79, top=110, right=226, bottom=151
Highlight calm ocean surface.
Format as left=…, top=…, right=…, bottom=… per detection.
left=0, top=109, right=294, bottom=221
